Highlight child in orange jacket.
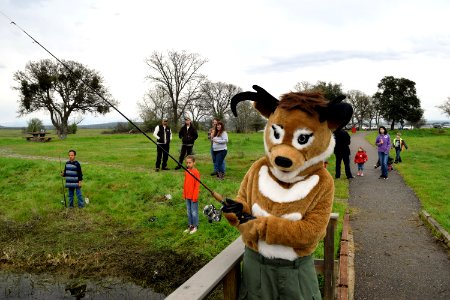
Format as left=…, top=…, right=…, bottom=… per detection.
left=354, top=146, right=368, bottom=176
left=182, top=155, right=200, bottom=234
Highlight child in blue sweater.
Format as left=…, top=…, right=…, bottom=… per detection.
left=61, top=149, right=84, bottom=208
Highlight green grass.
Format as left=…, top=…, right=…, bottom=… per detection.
left=0, top=128, right=348, bottom=292
left=366, top=128, right=450, bottom=232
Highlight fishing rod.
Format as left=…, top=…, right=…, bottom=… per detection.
left=1, top=11, right=225, bottom=202
left=59, top=156, right=67, bottom=207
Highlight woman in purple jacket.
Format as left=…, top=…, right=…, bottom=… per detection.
left=375, top=126, right=391, bottom=179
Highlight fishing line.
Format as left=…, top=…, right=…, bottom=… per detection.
left=1, top=11, right=220, bottom=198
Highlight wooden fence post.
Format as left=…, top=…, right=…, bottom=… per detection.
left=324, top=213, right=338, bottom=300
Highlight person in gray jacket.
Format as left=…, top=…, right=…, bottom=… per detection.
left=211, top=121, right=228, bottom=180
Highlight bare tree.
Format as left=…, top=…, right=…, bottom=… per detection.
left=229, top=101, right=266, bottom=133
left=346, top=90, right=372, bottom=127
left=437, top=97, right=450, bottom=117
left=185, top=97, right=209, bottom=129
left=138, top=85, right=172, bottom=131
left=145, top=50, right=207, bottom=130
left=200, top=81, right=242, bottom=121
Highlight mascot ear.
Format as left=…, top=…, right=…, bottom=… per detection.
left=231, top=85, right=279, bottom=118
left=319, top=95, right=353, bottom=131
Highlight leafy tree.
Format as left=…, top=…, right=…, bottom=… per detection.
left=26, top=118, right=44, bottom=133
left=200, top=81, right=242, bottom=121
left=14, top=59, right=115, bottom=139
left=437, top=97, right=450, bottom=117
left=145, top=50, right=207, bottom=130
left=373, top=76, right=423, bottom=130
left=294, top=80, right=344, bottom=101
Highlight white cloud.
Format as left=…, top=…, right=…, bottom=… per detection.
left=1, top=0, right=450, bottom=127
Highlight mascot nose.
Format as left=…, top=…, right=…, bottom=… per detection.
left=275, top=156, right=292, bottom=168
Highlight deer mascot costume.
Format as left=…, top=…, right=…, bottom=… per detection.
left=222, top=85, right=353, bottom=299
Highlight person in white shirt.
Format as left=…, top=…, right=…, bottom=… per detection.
left=153, top=118, right=172, bottom=171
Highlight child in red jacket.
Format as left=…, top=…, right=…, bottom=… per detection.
left=354, top=146, right=368, bottom=176
left=182, top=155, right=200, bottom=234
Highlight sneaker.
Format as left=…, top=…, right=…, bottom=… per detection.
left=210, top=171, right=218, bottom=176
left=183, top=226, right=192, bottom=233
left=357, top=171, right=361, bottom=176
left=161, top=167, right=170, bottom=170
left=155, top=168, right=160, bottom=172
left=174, top=165, right=182, bottom=170
left=361, top=173, right=364, bottom=176
left=189, top=227, right=197, bottom=234
left=384, top=177, right=388, bottom=180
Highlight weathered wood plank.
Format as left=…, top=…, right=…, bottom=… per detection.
left=165, top=237, right=244, bottom=300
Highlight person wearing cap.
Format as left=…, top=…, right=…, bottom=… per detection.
left=153, top=118, right=172, bottom=171
left=175, top=117, right=198, bottom=170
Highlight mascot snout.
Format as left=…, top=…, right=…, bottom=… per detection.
left=274, top=156, right=292, bottom=168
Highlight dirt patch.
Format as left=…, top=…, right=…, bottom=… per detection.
left=0, top=213, right=207, bottom=296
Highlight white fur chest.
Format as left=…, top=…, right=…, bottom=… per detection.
left=253, top=165, right=319, bottom=260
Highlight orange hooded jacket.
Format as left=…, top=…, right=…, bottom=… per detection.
left=183, top=168, right=200, bottom=202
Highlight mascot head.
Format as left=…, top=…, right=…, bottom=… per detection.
left=231, top=85, right=353, bottom=182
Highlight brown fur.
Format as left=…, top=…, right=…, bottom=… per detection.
left=225, top=91, right=346, bottom=258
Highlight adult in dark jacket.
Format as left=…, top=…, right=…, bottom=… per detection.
left=175, top=117, right=198, bottom=170
left=334, top=129, right=354, bottom=179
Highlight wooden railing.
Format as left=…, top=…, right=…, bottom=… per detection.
left=166, top=213, right=339, bottom=300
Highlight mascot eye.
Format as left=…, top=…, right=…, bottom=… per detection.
left=270, top=124, right=284, bottom=144
left=292, top=129, right=314, bottom=150
left=297, top=134, right=312, bottom=145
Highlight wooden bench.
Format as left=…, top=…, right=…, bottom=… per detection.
left=166, top=213, right=339, bottom=300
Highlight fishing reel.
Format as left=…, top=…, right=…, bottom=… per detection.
left=203, top=204, right=222, bottom=223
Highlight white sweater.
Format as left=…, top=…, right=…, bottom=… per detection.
left=212, top=132, right=228, bottom=151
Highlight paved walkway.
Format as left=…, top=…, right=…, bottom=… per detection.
left=347, top=132, right=450, bottom=300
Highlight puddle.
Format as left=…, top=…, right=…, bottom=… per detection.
left=0, top=271, right=165, bottom=299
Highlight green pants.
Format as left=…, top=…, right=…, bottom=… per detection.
left=240, top=247, right=322, bottom=300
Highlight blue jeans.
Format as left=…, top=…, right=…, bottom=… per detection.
left=211, top=147, right=226, bottom=172
left=378, top=152, right=389, bottom=177
left=68, top=187, right=84, bottom=208
left=185, top=199, right=198, bottom=227
left=395, top=148, right=402, bottom=162
left=213, top=149, right=227, bottom=173
left=357, top=163, right=365, bottom=171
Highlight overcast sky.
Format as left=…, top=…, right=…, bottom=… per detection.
left=1, top=0, right=450, bottom=126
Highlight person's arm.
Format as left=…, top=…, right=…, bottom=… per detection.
left=178, top=127, right=184, bottom=139
left=193, top=127, right=198, bottom=141
left=215, top=132, right=228, bottom=144
left=153, top=126, right=159, bottom=140
left=169, top=128, right=172, bottom=141
left=77, top=162, right=83, bottom=187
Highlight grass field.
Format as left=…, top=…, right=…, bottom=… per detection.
left=366, top=128, right=450, bottom=232
left=0, top=128, right=348, bottom=293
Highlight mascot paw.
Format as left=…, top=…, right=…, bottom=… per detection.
left=223, top=212, right=240, bottom=227
left=239, top=218, right=267, bottom=250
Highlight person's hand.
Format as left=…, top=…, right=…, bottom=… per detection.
left=78, top=181, right=82, bottom=188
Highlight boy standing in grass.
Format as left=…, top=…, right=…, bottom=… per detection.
left=392, top=132, right=408, bottom=163
left=182, top=155, right=200, bottom=234
left=61, top=149, right=84, bottom=208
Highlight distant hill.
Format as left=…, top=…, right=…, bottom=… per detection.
left=0, top=122, right=143, bottom=130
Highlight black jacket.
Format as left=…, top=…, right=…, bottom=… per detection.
left=334, top=129, right=351, bottom=155
left=179, top=125, right=198, bottom=145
